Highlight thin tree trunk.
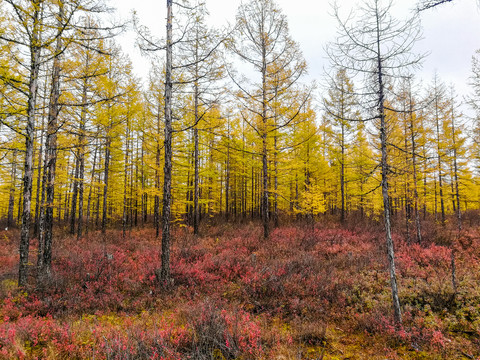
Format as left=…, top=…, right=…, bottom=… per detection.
left=123, top=117, right=130, bottom=239
left=19, top=1, right=42, bottom=287
left=274, top=132, right=279, bottom=228
left=403, top=114, right=411, bottom=243
left=434, top=86, right=446, bottom=226
left=451, top=101, right=461, bottom=296
left=77, top=80, right=88, bottom=240
left=260, top=33, right=270, bottom=238
left=193, top=38, right=200, bottom=235
left=158, top=0, right=173, bottom=283
left=7, top=150, right=18, bottom=229
left=101, top=138, right=111, bottom=234
left=377, top=23, right=402, bottom=325
left=141, top=132, right=146, bottom=226
left=226, top=124, right=230, bottom=221
left=34, top=113, right=45, bottom=237
left=408, top=95, right=422, bottom=243
left=37, top=1, right=64, bottom=283
left=85, top=137, right=98, bottom=235
left=154, top=108, right=161, bottom=238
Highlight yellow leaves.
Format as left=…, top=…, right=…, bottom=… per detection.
left=211, top=348, right=227, bottom=360
left=298, top=184, right=326, bottom=216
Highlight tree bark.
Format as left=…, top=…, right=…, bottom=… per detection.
left=158, top=0, right=173, bottom=283
left=70, top=153, right=80, bottom=234
left=376, top=15, right=402, bottom=325
left=7, top=150, right=17, bottom=229
left=123, top=116, right=130, bottom=239
left=101, top=138, right=111, bottom=234
left=19, top=0, right=42, bottom=287
left=85, top=136, right=98, bottom=235
left=37, top=2, right=64, bottom=282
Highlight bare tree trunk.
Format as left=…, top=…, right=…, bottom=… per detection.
left=41, top=12, right=64, bottom=278
left=123, top=117, right=130, bottom=239
left=274, top=133, right=279, bottom=228
left=17, top=169, right=24, bottom=225
left=261, top=51, right=269, bottom=238
left=451, top=101, right=461, bottom=296
left=154, top=109, right=161, bottom=238
left=226, top=123, right=231, bottom=221
left=19, top=1, right=42, bottom=287
left=34, top=114, right=45, bottom=237
left=193, top=40, right=200, bottom=235
left=158, top=0, right=173, bottom=283
left=101, top=138, right=111, bottom=234
left=77, top=78, right=88, bottom=240
left=250, top=155, right=254, bottom=219
left=377, top=34, right=402, bottom=325
left=135, top=135, right=139, bottom=227
left=85, top=136, right=98, bottom=235
left=70, top=153, right=80, bottom=234
left=407, top=96, right=422, bottom=243
left=141, top=133, right=146, bottom=226
left=340, top=122, right=346, bottom=224
left=193, top=127, right=200, bottom=234
left=95, top=152, right=101, bottom=229
left=7, top=150, right=17, bottom=229
left=434, top=87, right=446, bottom=226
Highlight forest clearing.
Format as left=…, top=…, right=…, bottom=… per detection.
left=1, top=0, right=480, bottom=358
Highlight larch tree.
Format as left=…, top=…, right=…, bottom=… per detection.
left=0, top=0, right=121, bottom=286
left=228, top=0, right=308, bottom=239
left=175, top=1, right=224, bottom=235
left=136, top=0, right=226, bottom=282
left=468, top=50, right=480, bottom=202
left=394, top=77, right=424, bottom=243
left=1, top=0, right=45, bottom=287
left=323, top=68, right=359, bottom=223
left=426, top=74, right=449, bottom=225
left=326, top=0, right=424, bottom=325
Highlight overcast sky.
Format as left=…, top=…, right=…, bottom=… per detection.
left=112, top=0, right=480, bottom=102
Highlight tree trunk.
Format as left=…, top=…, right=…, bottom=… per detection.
left=193, top=127, right=200, bottom=235
left=154, top=108, right=161, bottom=238
left=377, top=29, right=402, bottom=325
left=434, top=91, right=446, bottom=226
left=101, top=138, right=111, bottom=234
left=158, top=0, right=173, bottom=283
left=85, top=137, right=98, bottom=235
left=34, top=114, right=45, bottom=237
left=123, top=117, right=130, bottom=239
left=41, top=5, right=64, bottom=277
left=19, top=1, right=42, bottom=287
left=341, top=122, right=346, bottom=224
left=7, top=150, right=17, bottom=229
left=70, top=153, right=80, bottom=234
left=408, top=95, right=422, bottom=243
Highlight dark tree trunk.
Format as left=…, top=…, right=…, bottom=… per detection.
left=85, top=137, right=98, bottom=235
left=158, top=0, right=173, bottom=283
left=7, top=150, right=17, bottom=229
left=123, top=117, right=130, bottom=239
left=34, top=114, right=45, bottom=237
left=101, top=138, right=111, bottom=234
left=193, top=127, right=199, bottom=234
left=70, top=154, right=80, bottom=234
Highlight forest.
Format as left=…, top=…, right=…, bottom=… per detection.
left=0, top=0, right=480, bottom=358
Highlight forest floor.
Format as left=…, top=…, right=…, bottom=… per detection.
left=0, top=219, right=479, bottom=359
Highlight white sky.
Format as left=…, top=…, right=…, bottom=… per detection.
left=111, top=0, right=480, bottom=102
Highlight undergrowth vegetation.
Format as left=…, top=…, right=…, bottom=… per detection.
left=0, top=221, right=479, bottom=359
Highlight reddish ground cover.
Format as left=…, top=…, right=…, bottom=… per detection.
left=0, top=222, right=479, bottom=359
